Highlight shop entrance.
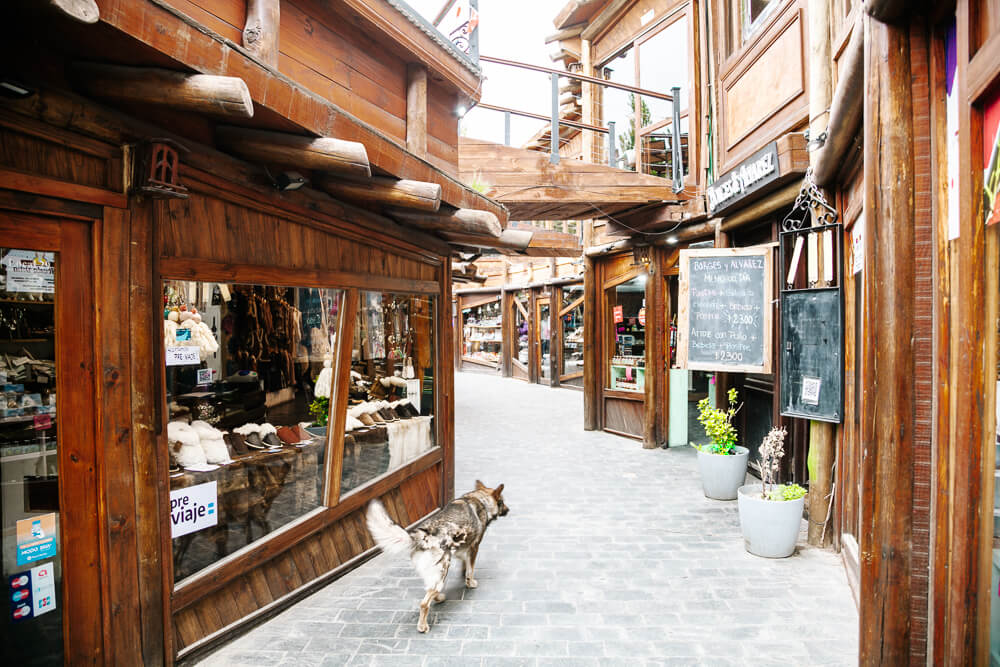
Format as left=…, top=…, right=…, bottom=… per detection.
left=1, top=214, right=102, bottom=664
left=535, top=296, right=551, bottom=384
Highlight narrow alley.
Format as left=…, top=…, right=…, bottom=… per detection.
left=200, top=372, right=858, bottom=666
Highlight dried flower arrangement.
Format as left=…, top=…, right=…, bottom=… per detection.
left=750, top=426, right=807, bottom=501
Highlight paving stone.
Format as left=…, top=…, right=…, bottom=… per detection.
left=197, top=373, right=859, bottom=666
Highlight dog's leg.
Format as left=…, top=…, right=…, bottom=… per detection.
left=463, top=545, right=479, bottom=589
left=417, top=553, right=451, bottom=633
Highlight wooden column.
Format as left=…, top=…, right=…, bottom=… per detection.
left=583, top=255, right=599, bottom=429
left=407, top=64, right=429, bottom=156
left=643, top=258, right=663, bottom=448
left=440, top=258, right=456, bottom=502
left=243, top=0, right=280, bottom=68
left=859, top=13, right=915, bottom=662
left=580, top=38, right=595, bottom=163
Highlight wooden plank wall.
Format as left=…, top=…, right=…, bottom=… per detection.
left=173, top=464, right=442, bottom=653
left=172, top=0, right=461, bottom=174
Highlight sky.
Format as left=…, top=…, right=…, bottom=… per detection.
left=405, top=0, right=571, bottom=146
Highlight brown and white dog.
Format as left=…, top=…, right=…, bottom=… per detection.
left=365, top=481, right=509, bottom=633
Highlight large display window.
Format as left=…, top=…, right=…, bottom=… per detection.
left=339, top=292, right=436, bottom=497
left=512, top=290, right=530, bottom=373
left=606, top=276, right=647, bottom=392
left=461, top=299, right=501, bottom=369
left=560, top=283, right=585, bottom=379
left=163, top=280, right=343, bottom=582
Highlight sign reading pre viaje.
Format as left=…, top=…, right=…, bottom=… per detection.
left=678, top=247, right=773, bottom=374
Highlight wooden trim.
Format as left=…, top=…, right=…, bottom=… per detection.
left=0, top=188, right=103, bottom=221
left=602, top=266, right=642, bottom=291
left=459, top=292, right=502, bottom=310
left=559, top=294, right=585, bottom=317
left=325, top=289, right=360, bottom=504
left=171, top=447, right=443, bottom=611
left=0, top=106, right=120, bottom=159
left=0, top=167, right=126, bottom=209
left=603, top=426, right=643, bottom=440
left=462, top=355, right=498, bottom=368
left=158, top=258, right=440, bottom=294
left=603, top=388, right=645, bottom=400
left=559, top=371, right=584, bottom=382
left=967, top=29, right=1000, bottom=104
left=513, top=296, right=529, bottom=319
left=439, top=256, right=456, bottom=503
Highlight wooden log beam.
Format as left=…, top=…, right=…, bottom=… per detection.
left=317, top=176, right=442, bottom=212
left=244, top=0, right=280, bottom=67
left=582, top=254, right=598, bottom=430
left=386, top=207, right=502, bottom=237
left=441, top=229, right=533, bottom=252
left=48, top=0, right=98, bottom=23
left=719, top=181, right=801, bottom=232
left=406, top=64, right=428, bottom=156
left=216, top=126, right=370, bottom=178
left=653, top=219, right=717, bottom=246
left=72, top=63, right=253, bottom=118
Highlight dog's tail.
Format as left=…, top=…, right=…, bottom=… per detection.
left=365, top=499, right=412, bottom=556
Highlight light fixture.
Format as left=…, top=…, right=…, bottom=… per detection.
left=275, top=171, right=306, bottom=191
left=0, top=79, right=34, bottom=99
left=455, top=104, right=469, bottom=118
left=665, top=235, right=678, bottom=245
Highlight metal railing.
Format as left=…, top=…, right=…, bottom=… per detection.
left=476, top=55, right=684, bottom=193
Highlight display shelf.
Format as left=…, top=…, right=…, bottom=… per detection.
left=0, top=298, right=54, bottom=305
left=610, top=364, right=646, bottom=392
left=0, top=338, right=49, bottom=344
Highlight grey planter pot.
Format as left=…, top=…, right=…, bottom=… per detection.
left=737, top=484, right=806, bottom=558
left=696, top=446, right=749, bottom=500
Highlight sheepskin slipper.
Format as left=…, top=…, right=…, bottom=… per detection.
left=359, top=412, right=377, bottom=427
left=191, top=420, right=224, bottom=441
left=234, top=423, right=266, bottom=449
left=200, top=437, right=231, bottom=464
left=168, top=421, right=207, bottom=467
left=224, top=432, right=250, bottom=456
left=368, top=411, right=386, bottom=424
left=259, top=423, right=282, bottom=448
left=346, top=416, right=366, bottom=431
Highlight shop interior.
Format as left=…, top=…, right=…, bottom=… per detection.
left=460, top=298, right=501, bottom=370
left=606, top=276, right=646, bottom=393
left=560, top=283, right=585, bottom=381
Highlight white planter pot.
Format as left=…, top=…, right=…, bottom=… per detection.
left=696, top=446, right=749, bottom=500
left=737, top=484, right=806, bottom=558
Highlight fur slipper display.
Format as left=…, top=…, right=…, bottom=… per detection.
left=224, top=432, right=249, bottom=456
left=259, top=423, right=282, bottom=448
left=234, top=423, right=266, bottom=449
left=189, top=420, right=231, bottom=463
left=168, top=421, right=207, bottom=467
left=346, top=415, right=366, bottom=431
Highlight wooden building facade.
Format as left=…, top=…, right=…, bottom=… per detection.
left=0, top=0, right=532, bottom=664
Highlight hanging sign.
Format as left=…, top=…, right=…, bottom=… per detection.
left=706, top=142, right=781, bottom=215
left=1, top=251, right=55, bottom=294
left=677, top=247, right=772, bottom=373
left=613, top=305, right=624, bottom=323
left=16, top=513, right=57, bottom=566
left=169, top=481, right=218, bottom=538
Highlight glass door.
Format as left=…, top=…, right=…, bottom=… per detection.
left=0, top=215, right=100, bottom=664
left=535, top=297, right=551, bottom=384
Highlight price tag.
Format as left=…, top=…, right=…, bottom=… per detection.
left=165, top=346, right=200, bottom=366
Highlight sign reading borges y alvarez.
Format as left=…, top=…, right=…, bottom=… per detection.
left=706, top=142, right=781, bottom=215
left=677, top=247, right=773, bottom=374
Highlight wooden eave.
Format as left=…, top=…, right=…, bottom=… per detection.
left=552, top=0, right=607, bottom=31
left=459, top=137, right=688, bottom=222
left=93, top=0, right=504, bottom=223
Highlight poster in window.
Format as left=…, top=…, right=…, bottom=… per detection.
left=984, top=83, right=1000, bottom=226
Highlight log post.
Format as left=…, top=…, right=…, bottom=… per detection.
left=386, top=208, right=502, bottom=237
left=859, top=12, right=914, bottom=662
left=317, top=176, right=442, bottom=212
left=583, top=254, right=598, bottom=430
left=48, top=0, right=98, bottom=23
left=73, top=64, right=254, bottom=118
left=406, top=64, right=428, bottom=156
left=243, top=0, right=280, bottom=68
left=643, top=258, right=662, bottom=449
left=806, top=0, right=835, bottom=549
left=215, top=126, right=371, bottom=178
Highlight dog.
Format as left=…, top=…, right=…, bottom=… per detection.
left=365, top=480, right=509, bottom=633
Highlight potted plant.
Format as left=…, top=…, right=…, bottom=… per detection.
left=305, top=395, right=329, bottom=438
left=693, top=388, right=749, bottom=500
left=737, top=427, right=808, bottom=558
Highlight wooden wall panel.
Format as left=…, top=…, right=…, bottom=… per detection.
left=168, top=0, right=246, bottom=43
left=593, top=0, right=687, bottom=64
left=604, top=396, right=644, bottom=437
left=0, top=128, right=111, bottom=188
left=172, top=468, right=443, bottom=656
left=156, top=195, right=438, bottom=283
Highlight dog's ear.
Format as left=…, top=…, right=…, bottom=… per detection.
left=475, top=480, right=487, bottom=491
left=492, top=483, right=504, bottom=497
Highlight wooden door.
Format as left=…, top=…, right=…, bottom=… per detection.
left=0, top=213, right=102, bottom=664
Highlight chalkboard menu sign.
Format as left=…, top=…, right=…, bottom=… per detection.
left=678, top=247, right=773, bottom=373
left=780, top=290, right=843, bottom=422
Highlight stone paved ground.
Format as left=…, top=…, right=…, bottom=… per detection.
left=199, top=372, right=859, bottom=666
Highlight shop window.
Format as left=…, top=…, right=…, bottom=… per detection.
left=538, top=299, right=551, bottom=381
left=513, top=291, right=529, bottom=368
left=461, top=299, right=501, bottom=368
left=339, top=292, right=436, bottom=497
left=607, top=276, right=646, bottom=392
left=561, top=283, right=585, bottom=377
left=163, top=281, right=343, bottom=583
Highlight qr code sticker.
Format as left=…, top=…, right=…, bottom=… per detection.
left=801, top=377, right=822, bottom=406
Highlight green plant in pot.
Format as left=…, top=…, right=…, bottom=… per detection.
left=737, top=426, right=809, bottom=558
left=306, top=395, right=329, bottom=438
left=693, top=388, right=749, bottom=500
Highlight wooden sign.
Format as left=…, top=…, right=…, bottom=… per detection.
left=677, top=247, right=773, bottom=373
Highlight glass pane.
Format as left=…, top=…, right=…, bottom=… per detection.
left=340, top=292, right=436, bottom=497
left=743, top=0, right=778, bottom=34
left=164, top=281, right=342, bottom=583
left=461, top=299, right=501, bottom=367
left=561, top=284, right=584, bottom=376
left=514, top=292, right=529, bottom=366
left=1, top=248, right=62, bottom=663
left=607, top=276, right=646, bottom=392
left=601, top=47, right=636, bottom=171
left=539, top=302, right=550, bottom=381
left=638, top=16, right=689, bottom=125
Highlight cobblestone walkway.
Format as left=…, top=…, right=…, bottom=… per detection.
left=200, top=372, right=859, bottom=666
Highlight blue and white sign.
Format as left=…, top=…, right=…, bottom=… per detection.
left=169, top=481, right=218, bottom=538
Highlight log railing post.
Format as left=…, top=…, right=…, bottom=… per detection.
left=244, top=0, right=280, bottom=68
left=551, top=72, right=560, bottom=165
left=407, top=64, right=428, bottom=156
